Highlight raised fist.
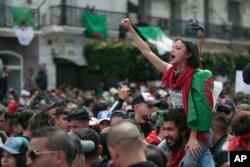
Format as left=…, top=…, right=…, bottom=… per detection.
left=121, top=18, right=132, bottom=30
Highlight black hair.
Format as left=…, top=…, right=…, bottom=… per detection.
left=17, top=109, right=34, bottom=130
left=111, top=110, right=128, bottom=120
left=163, top=108, right=187, bottom=133
left=176, top=39, right=201, bottom=68
left=74, top=128, right=99, bottom=159
left=145, top=144, right=168, bottom=167
left=56, top=106, right=69, bottom=117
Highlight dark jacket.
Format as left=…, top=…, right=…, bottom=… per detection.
left=138, top=121, right=155, bottom=138
left=128, top=161, right=158, bottom=167
left=36, top=71, right=47, bottom=91
left=0, top=74, right=8, bottom=100
left=210, top=135, right=229, bottom=167
left=91, top=157, right=109, bottom=167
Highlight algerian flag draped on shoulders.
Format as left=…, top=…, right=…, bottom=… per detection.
left=137, top=26, right=173, bottom=55
left=83, top=12, right=108, bottom=39
left=12, top=7, right=34, bottom=46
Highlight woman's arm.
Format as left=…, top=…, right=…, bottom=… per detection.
left=121, top=18, right=170, bottom=74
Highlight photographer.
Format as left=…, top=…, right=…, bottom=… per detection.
left=121, top=18, right=214, bottom=166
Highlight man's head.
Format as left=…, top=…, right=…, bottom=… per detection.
left=68, top=106, right=90, bottom=132
left=3, top=66, right=9, bottom=74
left=26, top=126, right=76, bottom=167
left=216, top=98, right=235, bottom=121
left=110, top=110, right=128, bottom=125
left=69, top=132, right=95, bottom=167
left=17, top=109, right=34, bottom=131
left=55, top=106, right=69, bottom=131
left=73, top=128, right=101, bottom=161
left=97, top=110, right=112, bottom=131
left=132, top=92, right=161, bottom=123
left=211, top=112, right=228, bottom=143
left=107, top=120, right=145, bottom=167
left=229, top=111, right=250, bottom=151
left=162, top=108, right=188, bottom=152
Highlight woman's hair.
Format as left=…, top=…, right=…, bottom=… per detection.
left=0, top=151, right=27, bottom=167
left=176, top=39, right=201, bottom=68
left=13, top=154, right=27, bottom=167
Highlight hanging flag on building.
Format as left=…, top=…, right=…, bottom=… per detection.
left=12, top=7, right=34, bottom=46
left=83, top=12, right=108, bottom=39
left=137, top=26, right=173, bottom=55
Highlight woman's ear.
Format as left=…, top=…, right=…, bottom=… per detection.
left=186, top=53, right=191, bottom=58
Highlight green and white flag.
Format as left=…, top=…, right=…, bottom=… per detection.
left=137, top=26, right=173, bottom=55
left=83, top=12, right=108, bottom=39
left=12, top=7, right=34, bottom=46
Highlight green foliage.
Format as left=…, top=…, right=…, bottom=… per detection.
left=84, top=41, right=250, bottom=81
left=84, top=41, right=169, bottom=81
left=201, top=51, right=237, bottom=76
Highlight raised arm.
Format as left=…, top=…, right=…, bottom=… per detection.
left=121, top=18, right=170, bottom=74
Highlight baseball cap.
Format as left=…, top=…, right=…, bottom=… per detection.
left=69, top=132, right=95, bottom=153
left=132, top=93, right=161, bottom=107
left=97, top=111, right=112, bottom=124
left=216, top=98, right=235, bottom=112
left=0, top=137, right=28, bottom=154
left=20, top=90, right=30, bottom=97
left=243, top=63, right=250, bottom=84
left=68, top=106, right=90, bottom=121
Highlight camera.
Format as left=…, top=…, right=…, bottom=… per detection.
left=117, top=81, right=127, bottom=88
left=186, top=19, right=204, bottom=37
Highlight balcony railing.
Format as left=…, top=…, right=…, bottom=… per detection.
left=0, top=5, right=39, bottom=29
left=50, top=5, right=250, bottom=40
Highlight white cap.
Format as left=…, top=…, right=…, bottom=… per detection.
left=20, top=90, right=30, bottom=97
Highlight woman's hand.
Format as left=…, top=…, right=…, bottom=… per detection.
left=121, top=18, right=132, bottom=30
left=185, top=137, right=202, bottom=156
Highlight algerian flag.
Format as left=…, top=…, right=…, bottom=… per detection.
left=83, top=12, right=108, bottom=39
left=137, top=26, right=173, bottom=55
left=12, top=7, right=34, bottom=46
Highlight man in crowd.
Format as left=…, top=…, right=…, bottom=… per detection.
left=0, top=66, right=9, bottom=101
left=210, top=113, right=229, bottom=167
left=97, top=110, right=111, bottom=132
left=132, top=92, right=161, bottom=138
left=160, top=108, right=215, bottom=167
left=107, top=120, right=157, bottom=167
left=35, top=64, right=48, bottom=91
left=74, top=128, right=109, bottom=167
left=26, top=126, right=76, bottom=167
left=68, top=106, right=90, bottom=132
left=215, top=98, right=236, bottom=134
left=55, top=106, right=69, bottom=131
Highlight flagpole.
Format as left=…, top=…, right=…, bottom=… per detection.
left=199, top=26, right=204, bottom=59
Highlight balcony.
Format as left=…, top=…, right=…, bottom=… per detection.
left=0, top=5, right=39, bottom=30
left=50, top=5, right=250, bottom=41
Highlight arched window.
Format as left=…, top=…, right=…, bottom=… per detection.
left=0, top=51, right=23, bottom=91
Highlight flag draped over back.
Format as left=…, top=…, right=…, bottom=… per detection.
left=83, top=12, right=108, bottom=39
left=12, top=7, right=34, bottom=46
left=137, top=26, right=173, bottom=55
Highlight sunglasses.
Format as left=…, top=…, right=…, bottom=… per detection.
left=26, top=150, right=58, bottom=160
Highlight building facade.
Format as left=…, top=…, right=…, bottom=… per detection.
left=0, top=0, right=250, bottom=91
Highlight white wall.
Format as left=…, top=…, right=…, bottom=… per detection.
left=209, top=0, right=228, bottom=25
left=151, top=0, right=170, bottom=18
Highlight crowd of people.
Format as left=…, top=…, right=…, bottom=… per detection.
left=0, top=18, right=249, bottom=167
